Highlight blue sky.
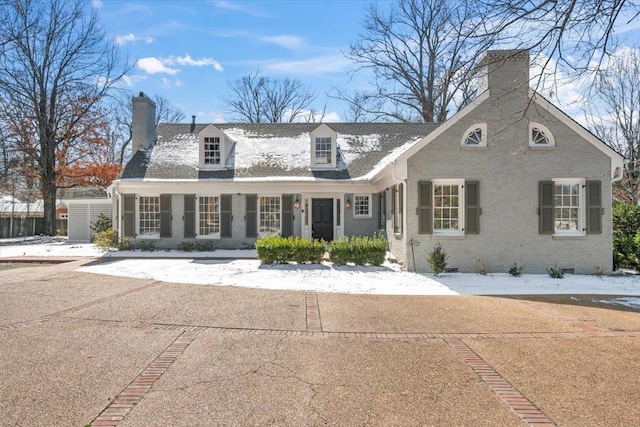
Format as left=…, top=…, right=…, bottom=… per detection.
left=94, top=0, right=640, bottom=124
left=95, top=0, right=375, bottom=122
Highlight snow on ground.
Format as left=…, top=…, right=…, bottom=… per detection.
left=1, top=239, right=639, bottom=300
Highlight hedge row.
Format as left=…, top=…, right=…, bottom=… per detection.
left=256, top=236, right=326, bottom=264
left=329, top=235, right=387, bottom=266
left=256, top=235, right=388, bottom=266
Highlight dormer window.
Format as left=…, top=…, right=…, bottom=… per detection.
left=461, top=123, right=487, bottom=147
left=204, top=137, right=221, bottom=165
left=315, top=137, right=332, bottom=164
left=529, top=122, right=555, bottom=148
left=199, top=124, right=229, bottom=170
left=310, top=124, right=337, bottom=168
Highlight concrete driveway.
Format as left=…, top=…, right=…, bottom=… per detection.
left=1, top=259, right=639, bottom=426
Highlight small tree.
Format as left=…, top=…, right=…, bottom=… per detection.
left=427, top=243, right=448, bottom=276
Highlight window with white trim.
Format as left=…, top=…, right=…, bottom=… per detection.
left=461, top=123, right=487, bottom=147
left=529, top=123, right=555, bottom=147
left=198, top=196, right=220, bottom=237
left=138, top=196, right=160, bottom=237
left=315, top=137, right=332, bottom=165
left=432, top=179, right=464, bottom=235
left=353, top=194, right=371, bottom=218
left=553, top=179, right=584, bottom=234
left=259, top=196, right=280, bottom=235
left=204, top=137, right=221, bottom=165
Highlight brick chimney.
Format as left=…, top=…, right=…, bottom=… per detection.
left=476, top=49, right=530, bottom=100
left=132, top=92, right=156, bottom=154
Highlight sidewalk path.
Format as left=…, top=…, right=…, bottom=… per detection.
left=1, top=262, right=639, bottom=426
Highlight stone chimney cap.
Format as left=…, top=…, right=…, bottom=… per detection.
left=478, top=49, right=529, bottom=67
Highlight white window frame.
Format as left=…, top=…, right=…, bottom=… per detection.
left=258, top=195, right=281, bottom=236
left=353, top=194, right=372, bottom=218
left=198, top=125, right=226, bottom=170
left=310, top=124, right=337, bottom=169
left=197, top=195, right=220, bottom=238
left=432, top=179, right=465, bottom=236
left=203, top=137, right=221, bottom=166
left=552, top=178, right=585, bottom=236
left=461, top=123, right=487, bottom=147
left=529, top=122, right=556, bottom=148
left=136, top=195, right=160, bottom=239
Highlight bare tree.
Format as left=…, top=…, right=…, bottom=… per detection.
left=341, top=0, right=496, bottom=123
left=0, top=0, right=129, bottom=235
left=476, top=0, right=640, bottom=81
left=105, top=92, right=185, bottom=164
left=586, top=47, right=640, bottom=204
left=224, top=71, right=317, bottom=123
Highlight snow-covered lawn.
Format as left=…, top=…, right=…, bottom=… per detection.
left=2, top=239, right=638, bottom=304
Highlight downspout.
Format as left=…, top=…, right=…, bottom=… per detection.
left=107, top=182, right=121, bottom=239
left=390, top=160, right=409, bottom=271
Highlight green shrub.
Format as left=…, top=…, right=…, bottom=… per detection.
left=117, top=238, right=134, bottom=251
left=90, top=213, right=113, bottom=233
left=427, top=243, right=448, bottom=276
left=94, top=228, right=119, bottom=250
left=329, top=234, right=387, bottom=266
left=178, top=241, right=195, bottom=252
left=508, top=263, right=524, bottom=277
left=256, top=236, right=325, bottom=264
left=194, top=240, right=216, bottom=252
left=613, top=203, right=640, bottom=271
left=546, top=264, right=564, bottom=278
left=133, top=240, right=155, bottom=252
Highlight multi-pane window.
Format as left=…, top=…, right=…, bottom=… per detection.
left=259, top=196, right=280, bottom=235
left=554, top=183, right=580, bottom=232
left=315, top=137, right=332, bottom=165
left=529, top=123, right=555, bottom=147
left=198, top=196, right=220, bottom=236
left=353, top=195, right=371, bottom=218
left=433, top=182, right=462, bottom=233
left=204, top=137, right=221, bottom=165
left=464, top=128, right=482, bottom=145
left=138, top=196, right=160, bottom=236
left=462, top=124, right=486, bottom=147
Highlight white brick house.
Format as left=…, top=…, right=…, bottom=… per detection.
left=109, top=50, right=624, bottom=274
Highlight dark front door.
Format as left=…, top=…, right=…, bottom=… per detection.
left=312, top=198, right=334, bottom=241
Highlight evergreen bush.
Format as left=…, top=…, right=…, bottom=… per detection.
left=256, top=236, right=325, bottom=264
left=329, top=234, right=387, bottom=266
left=427, top=243, right=448, bottom=276
left=94, top=228, right=119, bottom=250
left=613, top=203, right=640, bottom=272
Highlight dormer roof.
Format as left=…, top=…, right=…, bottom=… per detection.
left=120, top=122, right=440, bottom=181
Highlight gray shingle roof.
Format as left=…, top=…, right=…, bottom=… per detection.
left=120, top=122, right=440, bottom=181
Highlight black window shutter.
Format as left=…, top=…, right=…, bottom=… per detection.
left=586, top=180, right=602, bottom=234
left=221, top=194, right=232, bottom=238
left=418, top=181, right=432, bottom=234
left=465, top=181, right=480, bottom=234
left=539, top=181, right=554, bottom=234
left=184, top=195, right=195, bottom=238
left=245, top=194, right=257, bottom=238
left=160, top=194, right=172, bottom=238
left=281, top=194, right=293, bottom=237
left=123, top=194, right=135, bottom=238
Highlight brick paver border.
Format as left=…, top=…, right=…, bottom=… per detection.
left=89, top=329, right=204, bottom=427
left=445, top=337, right=556, bottom=426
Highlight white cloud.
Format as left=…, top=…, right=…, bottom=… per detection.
left=115, top=33, right=154, bottom=45
left=92, top=0, right=102, bottom=8
left=174, top=54, right=224, bottom=72
left=213, top=1, right=269, bottom=17
left=263, top=55, right=351, bottom=75
left=137, top=57, right=179, bottom=75
left=260, top=35, right=305, bottom=50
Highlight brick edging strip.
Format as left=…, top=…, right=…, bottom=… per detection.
left=89, top=329, right=203, bottom=427
left=306, top=292, right=322, bottom=332
left=445, top=337, right=556, bottom=426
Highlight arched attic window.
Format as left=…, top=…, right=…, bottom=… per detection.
left=529, top=123, right=555, bottom=148
left=461, top=123, right=487, bottom=147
